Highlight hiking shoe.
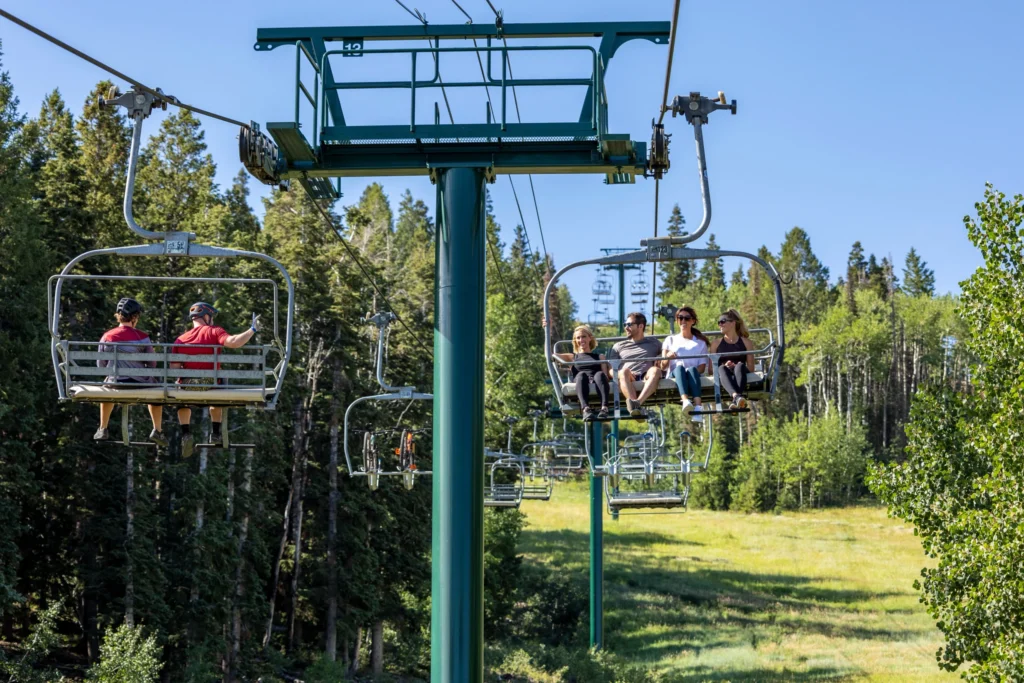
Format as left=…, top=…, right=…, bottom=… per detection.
left=627, top=399, right=643, bottom=417
left=148, top=429, right=168, bottom=447
left=93, top=427, right=110, bottom=441
left=691, top=404, right=704, bottom=423
left=736, top=396, right=748, bottom=410
left=181, top=433, right=194, bottom=458
left=582, top=407, right=595, bottom=422
left=597, top=406, right=609, bottom=420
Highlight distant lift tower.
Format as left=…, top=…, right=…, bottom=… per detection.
left=599, top=247, right=644, bottom=333
left=244, top=19, right=669, bottom=681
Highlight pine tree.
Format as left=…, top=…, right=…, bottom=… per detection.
left=778, top=226, right=830, bottom=325
left=0, top=39, right=37, bottom=627
left=844, top=241, right=867, bottom=312
left=660, top=204, right=691, bottom=292
left=902, top=247, right=935, bottom=297
left=729, top=264, right=747, bottom=288
left=697, top=233, right=725, bottom=291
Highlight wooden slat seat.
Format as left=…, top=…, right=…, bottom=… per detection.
left=67, top=384, right=273, bottom=406
left=607, top=492, right=685, bottom=511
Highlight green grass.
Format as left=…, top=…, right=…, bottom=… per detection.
left=516, top=482, right=953, bottom=682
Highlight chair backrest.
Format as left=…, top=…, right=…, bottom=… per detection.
left=59, top=340, right=277, bottom=395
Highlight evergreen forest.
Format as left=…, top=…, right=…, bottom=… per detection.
left=0, top=48, right=1017, bottom=681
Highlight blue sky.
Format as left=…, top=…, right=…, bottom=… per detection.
left=3, top=0, right=1022, bottom=316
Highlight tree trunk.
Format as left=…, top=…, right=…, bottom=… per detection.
left=125, top=439, right=135, bottom=627
left=325, top=363, right=342, bottom=661
left=371, top=620, right=384, bottom=675
left=349, top=626, right=363, bottom=675
left=286, top=395, right=308, bottom=655
left=226, top=448, right=254, bottom=683
left=262, top=488, right=293, bottom=648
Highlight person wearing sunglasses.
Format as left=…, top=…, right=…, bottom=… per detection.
left=552, top=325, right=612, bottom=421
left=709, top=308, right=755, bottom=409
left=607, top=312, right=663, bottom=416
left=661, top=305, right=710, bottom=423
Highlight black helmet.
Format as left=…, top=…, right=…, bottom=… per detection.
left=188, top=302, right=217, bottom=321
left=116, top=297, right=143, bottom=318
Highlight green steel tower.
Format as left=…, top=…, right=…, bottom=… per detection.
left=246, top=19, right=668, bottom=679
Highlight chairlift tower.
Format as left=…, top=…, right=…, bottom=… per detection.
left=599, top=247, right=644, bottom=333
left=247, top=18, right=669, bottom=679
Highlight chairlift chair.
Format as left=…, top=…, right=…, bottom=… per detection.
left=343, top=312, right=432, bottom=489
left=543, top=91, right=784, bottom=419
left=595, top=409, right=714, bottom=513
left=483, top=450, right=526, bottom=508
left=49, top=88, right=294, bottom=416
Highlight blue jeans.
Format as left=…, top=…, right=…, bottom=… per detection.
left=671, top=365, right=703, bottom=401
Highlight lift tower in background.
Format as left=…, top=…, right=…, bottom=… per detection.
left=246, top=19, right=669, bottom=680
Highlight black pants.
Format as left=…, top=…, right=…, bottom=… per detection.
left=718, top=363, right=748, bottom=398
left=576, top=371, right=611, bottom=407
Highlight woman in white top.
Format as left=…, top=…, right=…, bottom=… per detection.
left=661, top=305, right=710, bottom=422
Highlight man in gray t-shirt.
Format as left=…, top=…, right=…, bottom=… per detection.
left=607, top=312, right=664, bottom=416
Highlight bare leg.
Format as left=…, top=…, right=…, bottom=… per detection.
left=210, top=406, right=223, bottom=424
left=636, top=366, right=662, bottom=405
left=99, top=403, right=114, bottom=429
left=178, top=407, right=192, bottom=426
left=147, top=405, right=163, bottom=432
left=617, top=370, right=639, bottom=401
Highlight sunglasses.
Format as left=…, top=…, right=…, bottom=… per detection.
left=624, top=322, right=637, bottom=328
left=676, top=314, right=693, bottom=321
left=718, top=318, right=733, bottom=325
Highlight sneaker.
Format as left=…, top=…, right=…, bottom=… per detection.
left=148, top=429, right=168, bottom=447
left=736, top=396, right=748, bottom=410
left=680, top=397, right=693, bottom=413
left=582, top=407, right=595, bottom=422
left=597, top=406, right=609, bottom=420
left=627, top=398, right=643, bottom=417
left=93, top=427, right=110, bottom=441
left=181, top=433, right=194, bottom=458
left=691, top=404, right=704, bottom=423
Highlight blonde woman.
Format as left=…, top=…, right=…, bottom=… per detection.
left=709, top=308, right=755, bottom=409
left=553, top=325, right=611, bottom=421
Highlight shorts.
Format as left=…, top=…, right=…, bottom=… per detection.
left=177, top=376, right=223, bottom=391
left=627, top=367, right=654, bottom=381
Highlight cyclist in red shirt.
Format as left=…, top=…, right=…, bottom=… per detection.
left=170, top=302, right=260, bottom=457
left=94, top=297, right=167, bottom=446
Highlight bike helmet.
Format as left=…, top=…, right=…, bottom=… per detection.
left=116, top=297, right=143, bottom=318
left=188, top=302, right=218, bottom=321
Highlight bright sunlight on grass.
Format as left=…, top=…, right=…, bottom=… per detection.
left=518, top=482, right=951, bottom=682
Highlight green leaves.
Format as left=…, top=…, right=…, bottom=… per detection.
left=871, top=185, right=1024, bottom=678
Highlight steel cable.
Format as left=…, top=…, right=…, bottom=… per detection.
left=0, top=8, right=249, bottom=128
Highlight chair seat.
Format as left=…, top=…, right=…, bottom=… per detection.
left=562, top=372, right=766, bottom=407
left=68, top=384, right=273, bottom=406
left=607, top=492, right=685, bottom=510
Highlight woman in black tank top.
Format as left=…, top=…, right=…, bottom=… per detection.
left=552, top=326, right=611, bottom=420
left=710, top=309, right=754, bottom=409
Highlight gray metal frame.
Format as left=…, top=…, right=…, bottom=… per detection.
left=48, top=105, right=295, bottom=410
left=342, top=312, right=432, bottom=485
left=543, top=244, right=785, bottom=415
left=592, top=409, right=715, bottom=514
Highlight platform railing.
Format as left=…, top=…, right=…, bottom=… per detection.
left=317, top=43, right=603, bottom=142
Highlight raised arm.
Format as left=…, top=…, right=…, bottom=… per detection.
left=224, top=313, right=260, bottom=349
left=223, top=328, right=256, bottom=349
